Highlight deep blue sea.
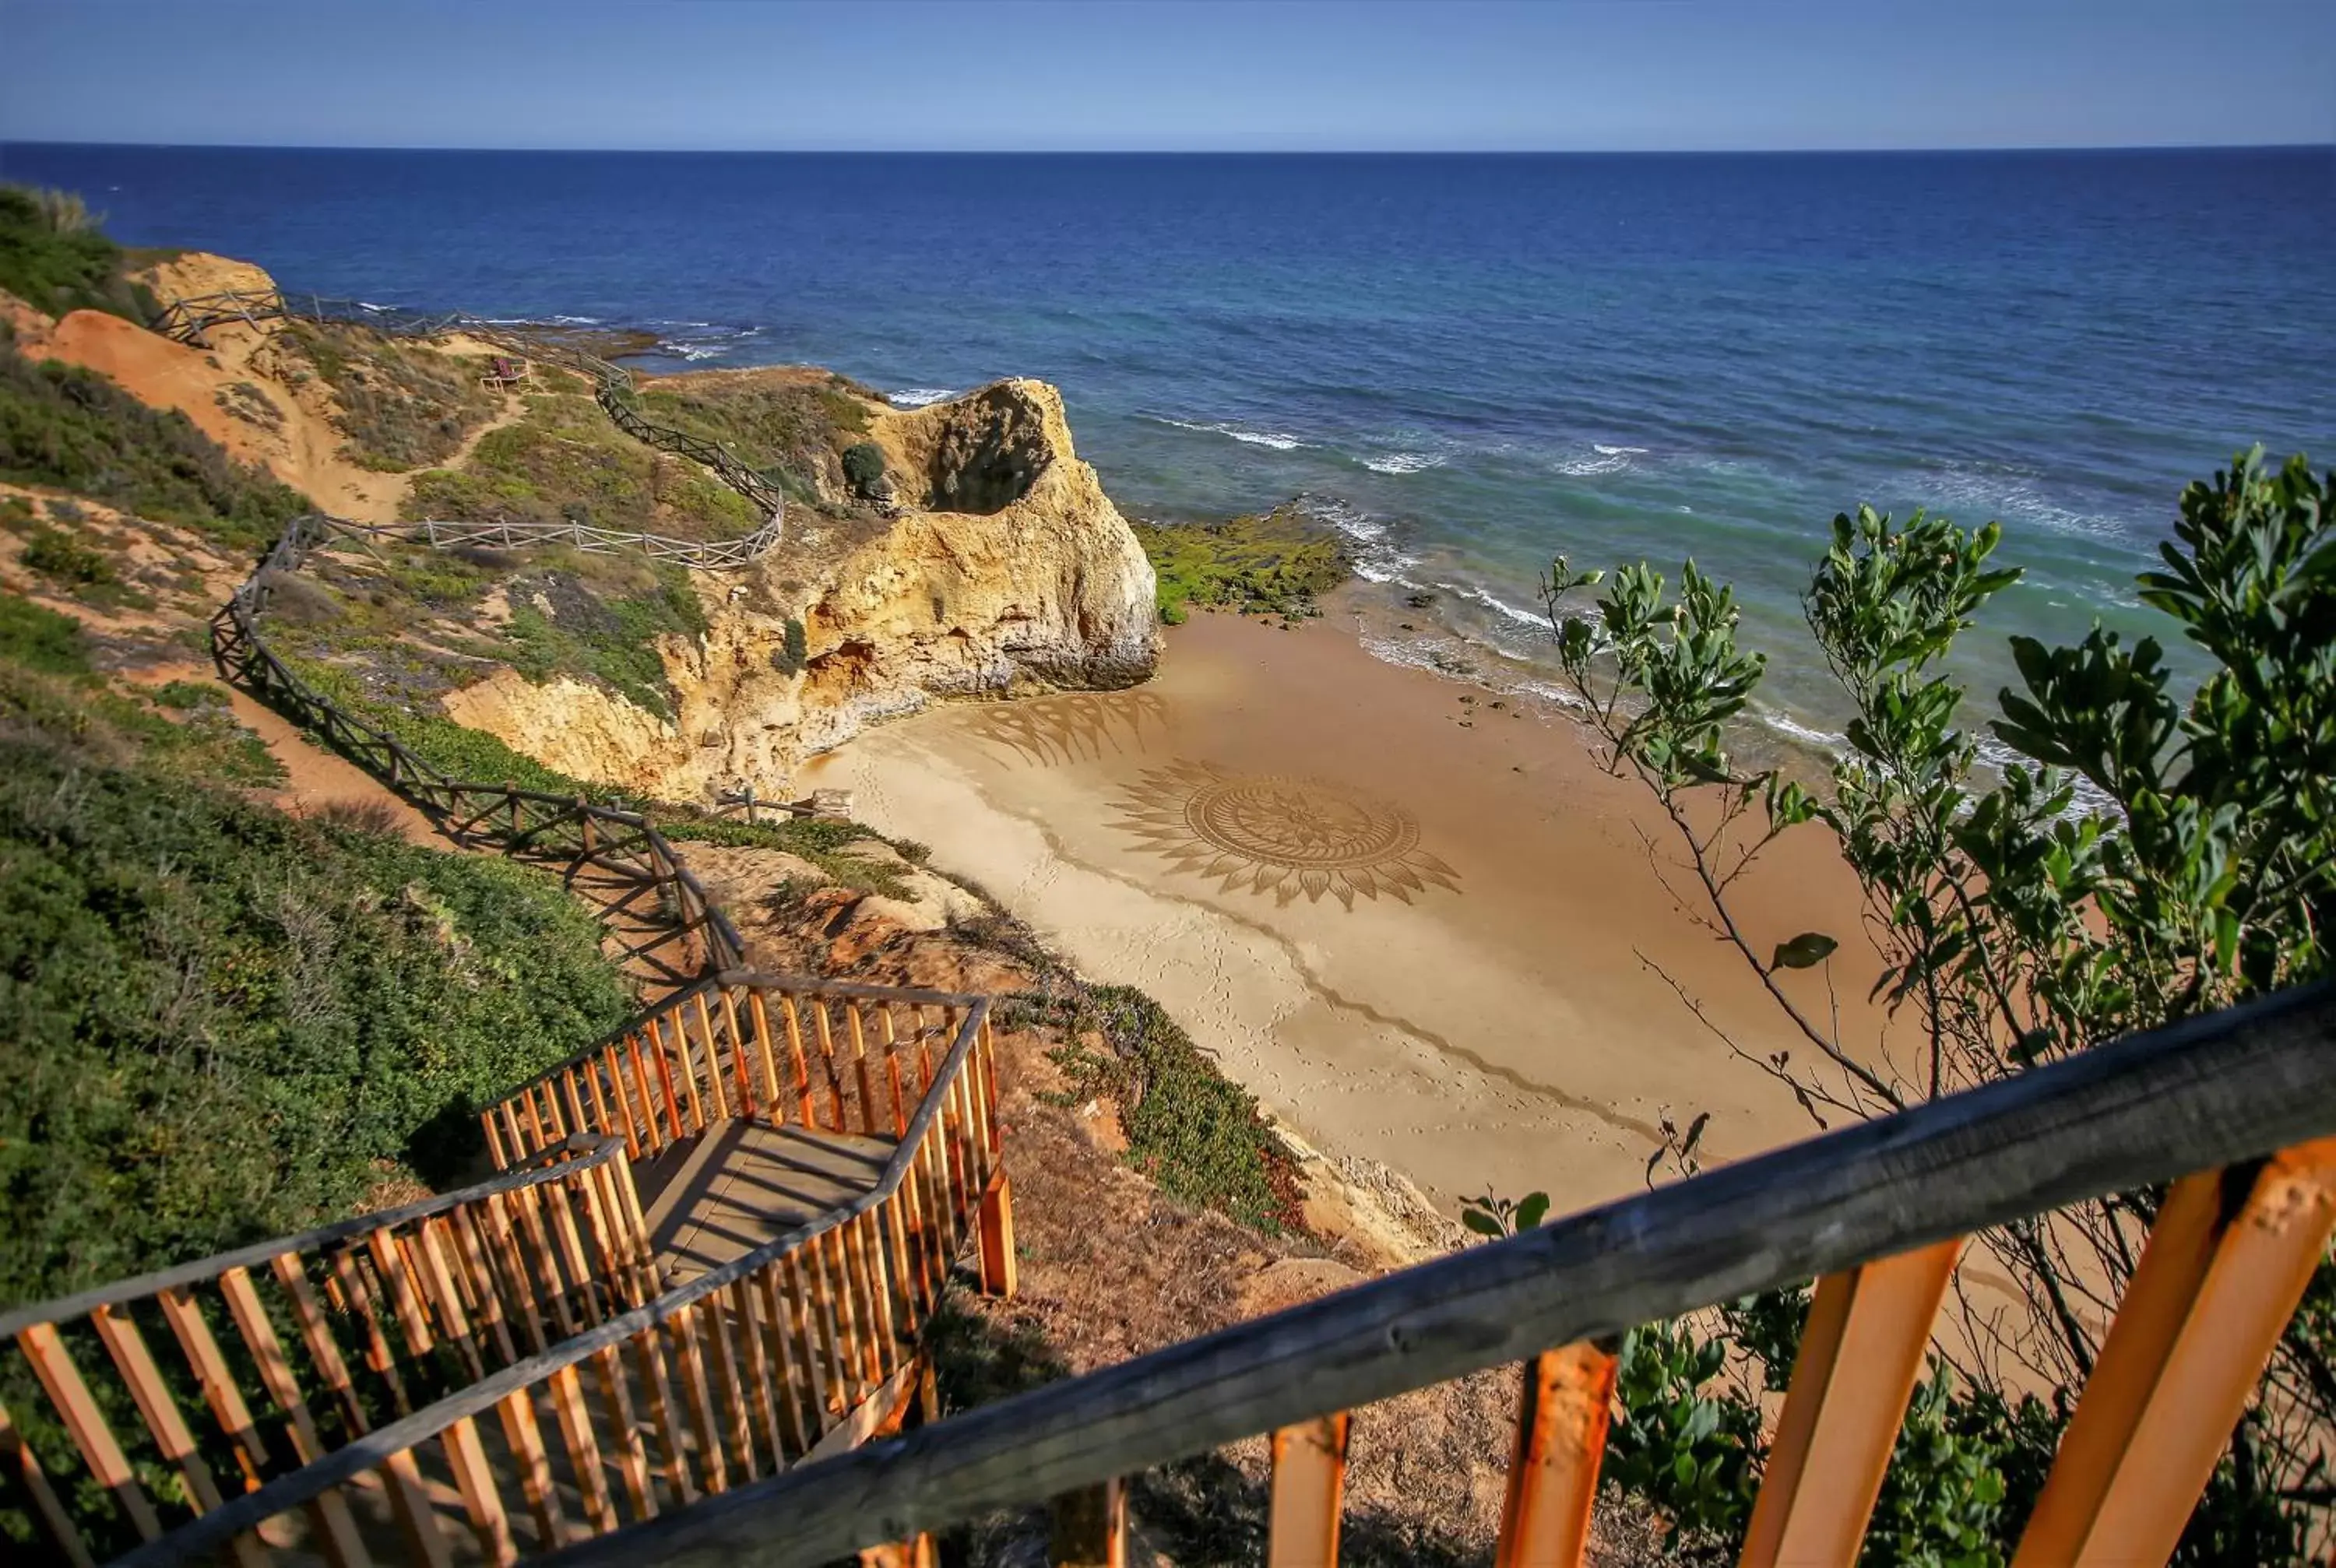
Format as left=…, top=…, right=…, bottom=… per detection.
left=5, top=144, right=2332, bottom=741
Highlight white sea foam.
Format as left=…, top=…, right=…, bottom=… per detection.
left=1293, top=494, right=1419, bottom=582
left=1456, top=584, right=1546, bottom=630
left=1162, top=417, right=1308, bottom=451
left=656, top=342, right=730, bottom=362
left=1363, top=451, right=1446, bottom=475
left=1754, top=706, right=1850, bottom=753
left=548, top=314, right=602, bottom=325
left=887, top=388, right=960, bottom=409
left=1555, top=442, right=1648, bottom=477
left=1922, top=464, right=2127, bottom=541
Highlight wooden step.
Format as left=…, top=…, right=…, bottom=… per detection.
left=649, top=1122, right=897, bottom=1287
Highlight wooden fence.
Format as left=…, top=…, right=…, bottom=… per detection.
left=480, top=973, right=990, bottom=1175
left=104, top=998, right=1006, bottom=1568
left=0, top=1140, right=652, bottom=1566
left=494, top=982, right=2336, bottom=1568
left=211, top=512, right=750, bottom=984
left=0, top=291, right=1026, bottom=1565
left=151, top=288, right=790, bottom=538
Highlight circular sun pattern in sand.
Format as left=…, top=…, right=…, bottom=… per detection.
left=1113, top=761, right=1461, bottom=909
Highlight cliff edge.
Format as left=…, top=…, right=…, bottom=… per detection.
left=444, top=373, right=1160, bottom=799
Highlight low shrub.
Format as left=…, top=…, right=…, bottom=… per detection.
left=0, top=329, right=311, bottom=548
left=0, top=600, right=635, bottom=1307
left=406, top=390, right=759, bottom=541
left=281, top=319, right=498, bottom=471
left=0, top=185, right=156, bottom=322
left=772, top=614, right=807, bottom=675
left=18, top=523, right=114, bottom=585
left=496, top=567, right=707, bottom=719
left=1013, top=982, right=1296, bottom=1231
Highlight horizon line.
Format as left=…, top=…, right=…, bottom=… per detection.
left=6, top=138, right=2331, bottom=158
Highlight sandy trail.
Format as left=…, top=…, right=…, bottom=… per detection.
left=808, top=606, right=1892, bottom=1218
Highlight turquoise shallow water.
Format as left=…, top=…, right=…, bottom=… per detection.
left=9, top=144, right=2332, bottom=737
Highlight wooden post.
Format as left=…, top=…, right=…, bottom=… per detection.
left=1049, top=1478, right=1128, bottom=1567
left=1496, top=1341, right=1617, bottom=1568
left=1738, top=1238, right=1962, bottom=1568
left=1268, top=1412, right=1352, bottom=1566
left=978, top=1172, right=1019, bottom=1299
left=18, top=1323, right=165, bottom=1541
left=2014, top=1139, right=2336, bottom=1566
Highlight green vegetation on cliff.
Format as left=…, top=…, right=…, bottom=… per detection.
left=0, top=596, right=635, bottom=1306
left=0, top=185, right=157, bottom=323
left=1134, top=502, right=1349, bottom=625
left=0, top=324, right=310, bottom=547
left=280, top=317, right=499, bottom=470
left=406, top=382, right=760, bottom=539
left=633, top=369, right=878, bottom=508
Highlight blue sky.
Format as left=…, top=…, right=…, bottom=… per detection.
left=3, top=0, right=2330, bottom=153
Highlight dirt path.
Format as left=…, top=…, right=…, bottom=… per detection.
left=125, top=663, right=445, bottom=846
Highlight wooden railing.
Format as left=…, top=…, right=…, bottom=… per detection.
left=212, top=512, right=750, bottom=986
left=51, top=287, right=1033, bottom=1564
left=152, top=287, right=791, bottom=536
left=107, top=999, right=1006, bottom=1568
left=501, top=983, right=2336, bottom=1568
left=481, top=971, right=990, bottom=1175
left=0, top=1139, right=652, bottom=1566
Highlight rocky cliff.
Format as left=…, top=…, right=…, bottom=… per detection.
left=445, top=375, right=1160, bottom=800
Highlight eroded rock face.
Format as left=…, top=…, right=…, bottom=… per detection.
left=445, top=378, right=1161, bottom=801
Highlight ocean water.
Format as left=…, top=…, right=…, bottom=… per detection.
left=7, top=144, right=2333, bottom=741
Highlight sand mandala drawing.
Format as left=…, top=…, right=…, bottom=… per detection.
left=1113, top=760, right=1462, bottom=909
left=964, top=691, right=1171, bottom=768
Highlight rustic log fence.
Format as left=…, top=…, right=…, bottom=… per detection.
left=151, top=287, right=790, bottom=542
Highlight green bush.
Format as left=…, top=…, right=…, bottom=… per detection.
left=18, top=523, right=114, bottom=585
left=842, top=441, right=887, bottom=492
left=0, top=329, right=311, bottom=548
left=0, top=613, right=636, bottom=1307
left=772, top=614, right=808, bottom=676
left=0, top=590, right=92, bottom=675
left=0, top=185, right=155, bottom=323
left=1540, top=448, right=2336, bottom=1562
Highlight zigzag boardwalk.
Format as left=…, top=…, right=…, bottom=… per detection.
left=0, top=294, right=1014, bottom=1565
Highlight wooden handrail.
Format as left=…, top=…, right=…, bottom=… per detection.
left=528, top=982, right=2336, bottom=1568
left=108, top=1000, right=1001, bottom=1568
left=19, top=290, right=1022, bottom=1566
left=1, top=1137, right=656, bottom=1564
left=0, top=1138, right=630, bottom=1342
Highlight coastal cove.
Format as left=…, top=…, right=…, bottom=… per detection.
left=811, top=602, right=1884, bottom=1216
left=11, top=143, right=2333, bottom=744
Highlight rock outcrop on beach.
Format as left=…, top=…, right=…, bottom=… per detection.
left=447, top=375, right=1160, bottom=800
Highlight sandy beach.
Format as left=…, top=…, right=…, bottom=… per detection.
left=808, top=598, right=1887, bottom=1221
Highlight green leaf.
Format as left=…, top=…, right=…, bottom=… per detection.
left=1514, top=1191, right=1550, bottom=1231
left=1461, top=1208, right=1504, bottom=1239
left=1770, top=932, right=1839, bottom=971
